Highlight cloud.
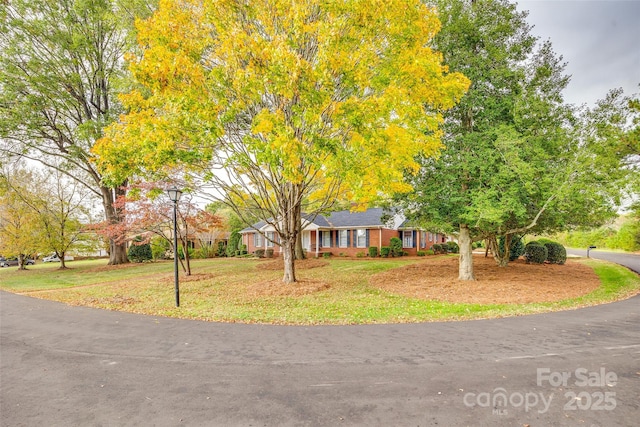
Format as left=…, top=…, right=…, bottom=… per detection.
left=517, top=0, right=640, bottom=106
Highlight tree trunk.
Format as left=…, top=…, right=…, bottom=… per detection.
left=294, top=207, right=306, bottom=260
left=488, top=235, right=510, bottom=267
left=180, top=236, right=192, bottom=276
left=59, top=251, right=67, bottom=269
left=102, top=185, right=129, bottom=265
left=17, top=254, right=26, bottom=271
left=282, top=236, right=296, bottom=283
left=458, top=224, right=475, bottom=281
left=295, top=234, right=306, bottom=260
left=279, top=183, right=300, bottom=283
left=108, top=239, right=129, bottom=265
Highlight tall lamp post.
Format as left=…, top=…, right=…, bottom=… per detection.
left=167, top=186, right=183, bottom=307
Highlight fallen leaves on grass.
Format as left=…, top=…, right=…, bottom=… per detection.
left=160, top=273, right=219, bottom=284
left=256, top=258, right=329, bottom=271
left=83, top=295, right=139, bottom=306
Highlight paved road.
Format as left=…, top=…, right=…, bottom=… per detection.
left=567, top=249, right=640, bottom=274
left=1, top=290, right=639, bottom=427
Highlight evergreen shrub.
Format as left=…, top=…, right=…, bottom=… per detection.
left=128, top=240, right=152, bottom=263
left=544, top=242, right=567, bottom=265
left=389, top=237, right=403, bottom=257
left=524, top=241, right=547, bottom=264
left=216, top=241, right=227, bottom=257
left=446, top=241, right=459, bottom=254
left=499, top=235, right=525, bottom=261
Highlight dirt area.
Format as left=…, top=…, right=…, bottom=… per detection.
left=371, top=254, right=601, bottom=304
left=249, top=255, right=602, bottom=304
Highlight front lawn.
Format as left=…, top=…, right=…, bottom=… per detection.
left=0, top=256, right=638, bottom=324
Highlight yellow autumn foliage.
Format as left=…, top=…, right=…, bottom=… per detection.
left=94, top=0, right=470, bottom=207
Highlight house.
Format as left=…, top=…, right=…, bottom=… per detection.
left=240, top=207, right=449, bottom=257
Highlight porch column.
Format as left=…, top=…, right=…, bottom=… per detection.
left=316, top=231, right=319, bottom=257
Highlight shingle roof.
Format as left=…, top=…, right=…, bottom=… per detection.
left=241, top=207, right=398, bottom=232
left=240, top=220, right=267, bottom=233
left=302, top=213, right=331, bottom=228
left=324, top=207, right=387, bottom=228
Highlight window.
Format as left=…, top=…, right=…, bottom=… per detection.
left=356, top=229, right=367, bottom=248
left=265, top=231, right=275, bottom=247
left=254, top=233, right=263, bottom=247
left=322, top=231, right=331, bottom=247
left=428, top=232, right=433, bottom=242
left=339, top=230, right=349, bottom=248
left=420, top=231, right=426, bottom=248
left=402, top=230, right=413, bottom=248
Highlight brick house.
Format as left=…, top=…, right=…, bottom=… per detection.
left=240, top=207, right=449, bottom=257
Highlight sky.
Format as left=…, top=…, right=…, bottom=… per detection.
left=516, top=0, right=640, bottom=107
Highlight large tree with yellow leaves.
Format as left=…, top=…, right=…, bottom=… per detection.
left=94, top=0, right=469, bottom=283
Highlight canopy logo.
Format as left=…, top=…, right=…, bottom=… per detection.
left=462, top=367, right=617, bottom=415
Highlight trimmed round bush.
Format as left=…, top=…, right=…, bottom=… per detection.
left=380, top=246, right=391, bottom=258
left=524, top=241, right=547, bottom=264
left=368, top=246, right=379, bottom=257
left=432, top=243, right=442, bottom=254
left=544, top=242, right=567, bottom=265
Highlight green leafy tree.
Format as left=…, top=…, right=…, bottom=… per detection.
left=1, top=165, right=97, bottom=269
left=0, top=0, right=154, bottom=265
left=94, top=0, right=469, bottom=283
left=401, top=0, right=626, bottom=279
left=0, top=171, right=41, bottom=269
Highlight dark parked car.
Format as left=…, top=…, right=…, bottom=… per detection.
left=0, top=257, right=35, bottom=267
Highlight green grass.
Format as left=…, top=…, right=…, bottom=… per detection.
left=0, top=259, right=175, bottom=291
left=0, top=257, right=638, bottom=324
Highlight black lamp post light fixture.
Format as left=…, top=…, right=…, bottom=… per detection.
left=167, top=186, right=183, bottom=307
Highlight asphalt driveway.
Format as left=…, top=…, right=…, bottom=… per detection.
left=1, top=286, right=639, bottom=426
left=567, top=249, right=640, bottom=274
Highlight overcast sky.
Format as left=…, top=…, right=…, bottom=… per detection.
left=516, top=0, right=640, bottom=107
